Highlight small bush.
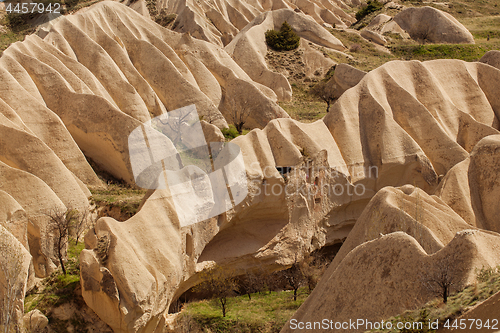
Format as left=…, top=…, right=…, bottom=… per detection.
left=355, top=0, right=383, bottom=21
left=221, top=125, right=240, bottom=141
left=265, top=21, right=300, bottom=51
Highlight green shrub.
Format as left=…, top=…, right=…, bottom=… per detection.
left=355, top=0, right=383, bottom=21
left=221, top=125, right=240, bottom=141
left=265, top=21, right=300, bottom=51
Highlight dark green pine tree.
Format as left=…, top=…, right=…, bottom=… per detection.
left=265, top=21, right=300, bottom=51
left=279, top=21, right=300, bottom=50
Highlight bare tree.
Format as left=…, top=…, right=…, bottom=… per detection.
left=239, top=268, right=265, bottom=300
left=282, top=257, right=308, bottom=301
left=310, top=80, right=336, bottom=113
left=194, top=265, right=237, bottom=317
left=45, top=208, right=78, bottom=275
left=0, top=229, right=25, bottom=333
left=300, top=254, right=327, bottom=292
left=421, top=255, right=465, bottom=304
left=71, top=208, right=91, bottom=245
left=228, top=98, right=252, bottom=135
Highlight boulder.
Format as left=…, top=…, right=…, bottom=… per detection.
left=366, top=13, right=391, bottom=29
left=23, top=310, right=49, bottom=332
left=394, top=6, right=475, bottom=44
left=479, top=50, right=500, bottom=70
left=360, top=29, right=387, bottom=45
left=201, top=120, right=225, bottom=143
left=325, top=63, right=367, bottom=99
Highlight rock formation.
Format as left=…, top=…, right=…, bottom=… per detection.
left=0, top=1, right=289, bottom=186
left=324, top=63, right=366, bottom=99
left=1, top=1, right=499, bottom=331
left=79, top=58, right=500, bottom=332
left=225, top=9, right=345, bottom=101
left=156, top=0, right=356, bottom=47
left=363, top=13, right=410, bottom=42
left=393, top=6, right=475, bottom=44
left=0, top=225, right=32, bottom=332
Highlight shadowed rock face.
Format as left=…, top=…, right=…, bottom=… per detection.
left=393, top=6, right=475, bottom=44
left=158, top=0, right=355, bottom=47
left=78, top=58, right=500, bottom=332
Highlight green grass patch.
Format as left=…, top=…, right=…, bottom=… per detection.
left=221, top=124, right=250, bottom=141
left=389, top=43, right=493, bottom=62
left=181, top=287, right=309, bottom=333
left=278, top=83, right=328, bottom=122
left=0, top=29, right=29, bottom=56
left=90, top=183, right=147, bottom=217
left=369, top=266, right=500, bottom=332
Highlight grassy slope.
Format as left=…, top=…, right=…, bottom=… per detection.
left=178, top=287, right=309, bottom=333
left=90, top=184, right=147, bottom=219
left=368, top=267, right=500, bottom=333
left=278, top=84, right=328, bottom=122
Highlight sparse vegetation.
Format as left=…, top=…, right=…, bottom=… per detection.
left=155, top=10, right=176, bottom=27
left=278, top=83, right=328, bottom=122
left=355, top=0, right=384, bottom=21
left=265, top=21, right=300, bottom=51
left=90, top=184, right=147, bottom=221
left=370, top=266, right=500, bottom=332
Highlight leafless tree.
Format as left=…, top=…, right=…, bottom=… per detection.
left=228, top=98, right=252, bottom=135
left=310, top=81, right=336, bottom=113
left=194, top=265, right=237, bottom=317
left=71, top=208, right=91, bottom=245
left=282, top=257, right=308, bottom=301
left=0, top=229, right=24, bottom=333
left=155, top=108, right=193, bottom=146
left=300, top=254, right=327, bottom=292
left=45, top=208, right=78, bottom=275
left=421, top=255, right=465, bottom=304
left=239, top=268, right=266, bottom=300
